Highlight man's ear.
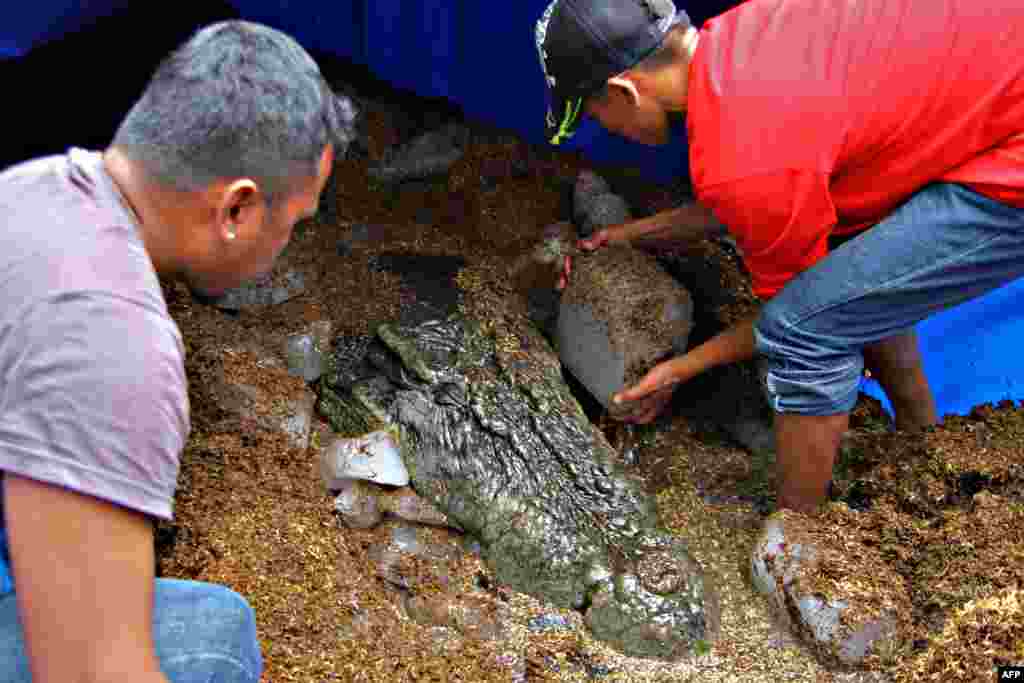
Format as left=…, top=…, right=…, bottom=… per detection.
left=217, top=179, right=262, bottom=243
left=607, top=75, right=642, bottom=107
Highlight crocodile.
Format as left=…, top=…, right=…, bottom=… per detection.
left=318, top=303, right=719, bottom=660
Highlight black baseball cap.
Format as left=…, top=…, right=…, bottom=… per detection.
left=535, top=0, right=689, bottom=145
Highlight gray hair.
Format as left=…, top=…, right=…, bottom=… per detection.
left=112, top=20, right=357, bottom=201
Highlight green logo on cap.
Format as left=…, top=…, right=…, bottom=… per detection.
left=550, top=97, right=583, bottom=146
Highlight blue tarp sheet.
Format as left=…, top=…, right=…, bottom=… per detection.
left=863, top=277, right=1024, bottom=417
left=0, top=0, right=131, bottom=59
left=226, top=0, right=739, bottom=181
left=4, top=0, right=1022, bottom=417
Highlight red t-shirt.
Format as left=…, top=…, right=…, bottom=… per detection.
left=687, top=0, right=1024, bottom=299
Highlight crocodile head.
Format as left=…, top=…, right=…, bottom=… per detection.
left=319, top=311, right=718, bottom=660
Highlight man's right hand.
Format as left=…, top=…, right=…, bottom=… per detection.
left=556, top=226, right=623, bottom=290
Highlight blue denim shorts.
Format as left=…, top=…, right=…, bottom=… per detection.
left=754, top=182, right=1024, bottom=415
left=0, top=578, right=262, bottom=682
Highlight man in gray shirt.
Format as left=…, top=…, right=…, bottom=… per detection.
left=0, top=21, right=354, bottom=683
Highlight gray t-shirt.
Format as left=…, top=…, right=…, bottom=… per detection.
left=0, top=148, right=189, bottom=526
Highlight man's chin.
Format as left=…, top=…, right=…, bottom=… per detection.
left=635, top=113, right=683, bottom=146
left=636, top=136, right=671, bottom=148
left=185, top=276, right=235, bottom=304
left=644, top=137, right=671, bottom=147
left=187, top=284, right=229, bottom=305
left=633, top=126, right=672, bottom=147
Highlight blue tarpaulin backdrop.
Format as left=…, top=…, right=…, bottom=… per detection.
left=225, top=0, right=742, bottom=181
left=0, top=0, right=131, bottom=59
left=4, top=0, right=1022, bottom=417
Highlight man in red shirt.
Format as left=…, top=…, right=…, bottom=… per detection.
left=537, top=0, right=1024, bottom=513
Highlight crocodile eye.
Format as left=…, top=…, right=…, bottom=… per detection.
left=435, top=382, right=467, bottom=407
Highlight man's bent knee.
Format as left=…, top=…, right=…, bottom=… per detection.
left=755, top=304, right=864, bottom=416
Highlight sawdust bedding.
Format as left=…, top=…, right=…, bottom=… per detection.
left=156, top=67, right=1022, bottom=682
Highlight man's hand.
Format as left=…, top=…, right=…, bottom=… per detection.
left=5, top=475, right=170, bottom=683
left=608, top=315, right=762, bottom=423
left=612, top=382, right=679, bottom=424
left=556, top=202, right=724, bottom=290
left=610, top=356, right=696, bottom=423
left=556, top=227, right=622, bottom=290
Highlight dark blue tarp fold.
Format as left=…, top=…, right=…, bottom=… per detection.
left=0, top=0, right=131, bottom=58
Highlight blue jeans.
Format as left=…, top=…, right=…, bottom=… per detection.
left=755, top=182, right=1024, bottom=415
left=0, top=578, right=263, bottom=682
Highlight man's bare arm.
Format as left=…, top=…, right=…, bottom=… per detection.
left=559, top=201, right=725, bottom=289
left=616, top=201, right=724, bottom=247
left=585, top=201, right=725, bottom=249
left=5, top=474, right=169, bottom=683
